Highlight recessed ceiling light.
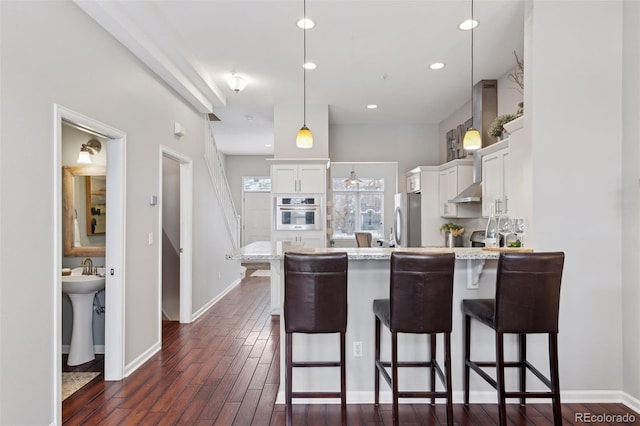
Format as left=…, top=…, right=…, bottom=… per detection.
left=367, top=104, right=378, bottom=109
left=265, top=144, right=272, bottom=147
left=297, top=18, right=315, bottom=29
left=429, top=62, right=446, bottom=70
left=302, top=62, right=317, bottom=70
left=458, top=19, right=478, bottom=30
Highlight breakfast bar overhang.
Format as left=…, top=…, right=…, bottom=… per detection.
left=229, top=242, right=548, bottom=404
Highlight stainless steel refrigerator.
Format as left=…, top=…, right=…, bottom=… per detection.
left=406, top=192, right=422, bottom=247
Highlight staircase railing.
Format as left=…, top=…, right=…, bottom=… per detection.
left=204, top=115, right=241, bottom=248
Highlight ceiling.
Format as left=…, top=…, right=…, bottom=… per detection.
left=76, top=0, right=524, bottom=155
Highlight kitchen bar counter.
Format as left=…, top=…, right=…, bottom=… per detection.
left=228, top=240, right=500, bottom=261
left=229, top=241, right=511, bottom=404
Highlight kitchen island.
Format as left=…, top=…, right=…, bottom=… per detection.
left=228, top=242, right=525, bottom=404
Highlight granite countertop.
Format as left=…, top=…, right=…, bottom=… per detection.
left=228, top=241, right=500, bottom=261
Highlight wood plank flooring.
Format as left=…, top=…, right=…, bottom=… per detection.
left=63, top=268, right=639, bottom=425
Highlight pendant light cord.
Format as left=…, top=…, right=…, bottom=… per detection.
left=303, top=0, right=307, bottom=126
left=470, top=0, right=474, bottom=119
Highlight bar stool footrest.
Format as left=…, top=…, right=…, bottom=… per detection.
left=292, top=361, right=341, bottom=368
left=291, top=391, right=342, bottom=399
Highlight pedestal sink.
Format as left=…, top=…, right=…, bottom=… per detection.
left=62, top=269, right=105, bottom=366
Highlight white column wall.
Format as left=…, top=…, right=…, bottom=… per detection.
left=621, top=0, right=640, bottom=401
left=529, top=0, right=623, bottom=393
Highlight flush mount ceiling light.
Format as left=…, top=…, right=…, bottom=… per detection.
left=296, top=17, right=315, bottom=29
left=77, top=138, right=102, bottom=164
left=302, top=61, right=317, bottom=70
left=296, top=0, right=313, bottom=149
left=344, top=169, right=362, bottom=185
left=458, top=18, right=478, bottom=31
left=367, top=104, right=378, bottom=109
left=463, top=0, right=482, bottom=151
left=429, top=62, right=446, bottom=70
left=227, top=72, right=248, bottom=92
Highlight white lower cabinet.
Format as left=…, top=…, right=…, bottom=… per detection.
left=272, top=231, right=326, bottom=249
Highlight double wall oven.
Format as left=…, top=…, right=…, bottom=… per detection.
left=274, top=196, right=322, bottom=231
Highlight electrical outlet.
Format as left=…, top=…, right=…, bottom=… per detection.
left=353, top=341, right=363, bottom=357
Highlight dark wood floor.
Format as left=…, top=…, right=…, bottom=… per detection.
left=63, top=268, right=638, bottom=425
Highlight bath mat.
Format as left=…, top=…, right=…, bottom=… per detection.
left=62, top=372, right=100, bottom=401
left=250, top=270, right=271, bottom=277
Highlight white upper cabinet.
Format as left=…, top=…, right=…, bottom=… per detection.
left=438, top=159, right=478, bottom=218
left=481, top=141, right=510, bottom=217
left=271, top=163, right=326, bottom=194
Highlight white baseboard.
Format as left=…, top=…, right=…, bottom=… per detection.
left=191, top=277, right=242, bottom=322
left=124, top=341, right=161, bottom=378
left=275, top=389, right=638, bottom=406
left=61, top=345, right=105, bottom=355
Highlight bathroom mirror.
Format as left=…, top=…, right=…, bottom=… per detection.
left=63, top=165, right=106, bottom=257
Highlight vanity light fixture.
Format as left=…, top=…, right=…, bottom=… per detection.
left=77, top=139, right=102, bottom=164
left=296, top=0, right=313, bottom=149
left=227, top=71, right=248, bottom=93
left=462, top=0, right=482, bottom=151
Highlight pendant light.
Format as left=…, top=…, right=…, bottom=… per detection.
left=463, top=0, right=482, bottom=151
left=344, top=167, right=362, bottom=185
left=296, top=0, right=313, bottom=149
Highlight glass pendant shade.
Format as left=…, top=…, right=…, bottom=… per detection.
left=77, top=150, right=92, bottom=164
left=296, top=125, right=313, bottom=148
left=227, top=74, right=248, bottom=92
left=463, top=127, right=482, bottom=150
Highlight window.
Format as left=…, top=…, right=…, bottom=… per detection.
left=243, top=176, right=271, bottom=192
left=332, top=177, right=384, bottom=238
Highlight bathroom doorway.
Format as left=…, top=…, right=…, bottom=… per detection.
left=54, top=105, right=126, bottom=421
left=160, top=146, right=193, bottom=324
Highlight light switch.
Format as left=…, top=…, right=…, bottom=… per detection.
left=148, top=232, right=154, bottom=245
left=149, top=195, right=158, bottom=206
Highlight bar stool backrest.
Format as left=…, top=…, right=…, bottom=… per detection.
left=355, top=232, right=372, bottom=248
left=390, top=252, right=456, bottom=333
left=284, top=252, right=349, bottom=334
left=495, top=252, right=565, bottom=333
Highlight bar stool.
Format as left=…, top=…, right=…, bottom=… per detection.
left=284, top=252, right=349, bottom=426
left=373, top=252, right=456, bottom=425
left=462, top=252, right=565, bottom=426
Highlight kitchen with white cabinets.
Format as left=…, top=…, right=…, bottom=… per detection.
left=268, top=159, right=329, bottom=249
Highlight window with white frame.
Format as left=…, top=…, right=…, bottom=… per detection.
left=332, top=177, right=384, bottom=238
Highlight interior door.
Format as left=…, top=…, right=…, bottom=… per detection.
left=243, top=192, right=271, bottom=245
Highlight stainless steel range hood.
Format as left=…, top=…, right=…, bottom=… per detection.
left=449, top=80, right=497, bottom=204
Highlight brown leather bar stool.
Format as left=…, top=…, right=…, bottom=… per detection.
left=373, top=252, right=456, bottom=425
left=284, top=252, right=349, bottom=426
left=462, top=252, right=565, bottom=426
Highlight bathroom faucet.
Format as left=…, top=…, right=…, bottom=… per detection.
left=81, top=258, right=93, bottom=275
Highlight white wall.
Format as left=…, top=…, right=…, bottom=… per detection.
left=621, top=0, right=640, bottom=400
left=0, top=2, right=241, bottom=424
left=274, top=104, right=329, bottom=158
left=329, top=124, right=439, bottom=193
left=528, top=0, right=623, bottom=394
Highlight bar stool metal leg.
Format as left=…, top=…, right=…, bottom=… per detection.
left=519, top=333, right=527, bottom=405
left=463, top=313, right=471, bottom=406
left=340, top=331, right=347, bottom=426
left=445, top=333, right=454, bottom=424
left=392, top=331, right=399, bottom=425
left=285, top=332, right=293, bottom=426
left=374, top=316, right=381, bottom=407
left=550, top=333, right=562, bottom=425
left=430, top=334, right=436, bottom=406
left=496, top=332, right=507, bottom=426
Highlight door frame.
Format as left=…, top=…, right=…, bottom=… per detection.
left=159, top=146, right=193, bottom=324
left=241, top=176, right=272, bottom=246
left=53, top=105, right=127, bottom=420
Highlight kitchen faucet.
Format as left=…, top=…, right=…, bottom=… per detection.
left=81, top=257, right=93, bottom=275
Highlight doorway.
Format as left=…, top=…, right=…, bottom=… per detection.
left=54, top=105, right=126, bottom=421
left=159, top=146, right=193, bottom=324
left=242, top=176, right=272, bottom=245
